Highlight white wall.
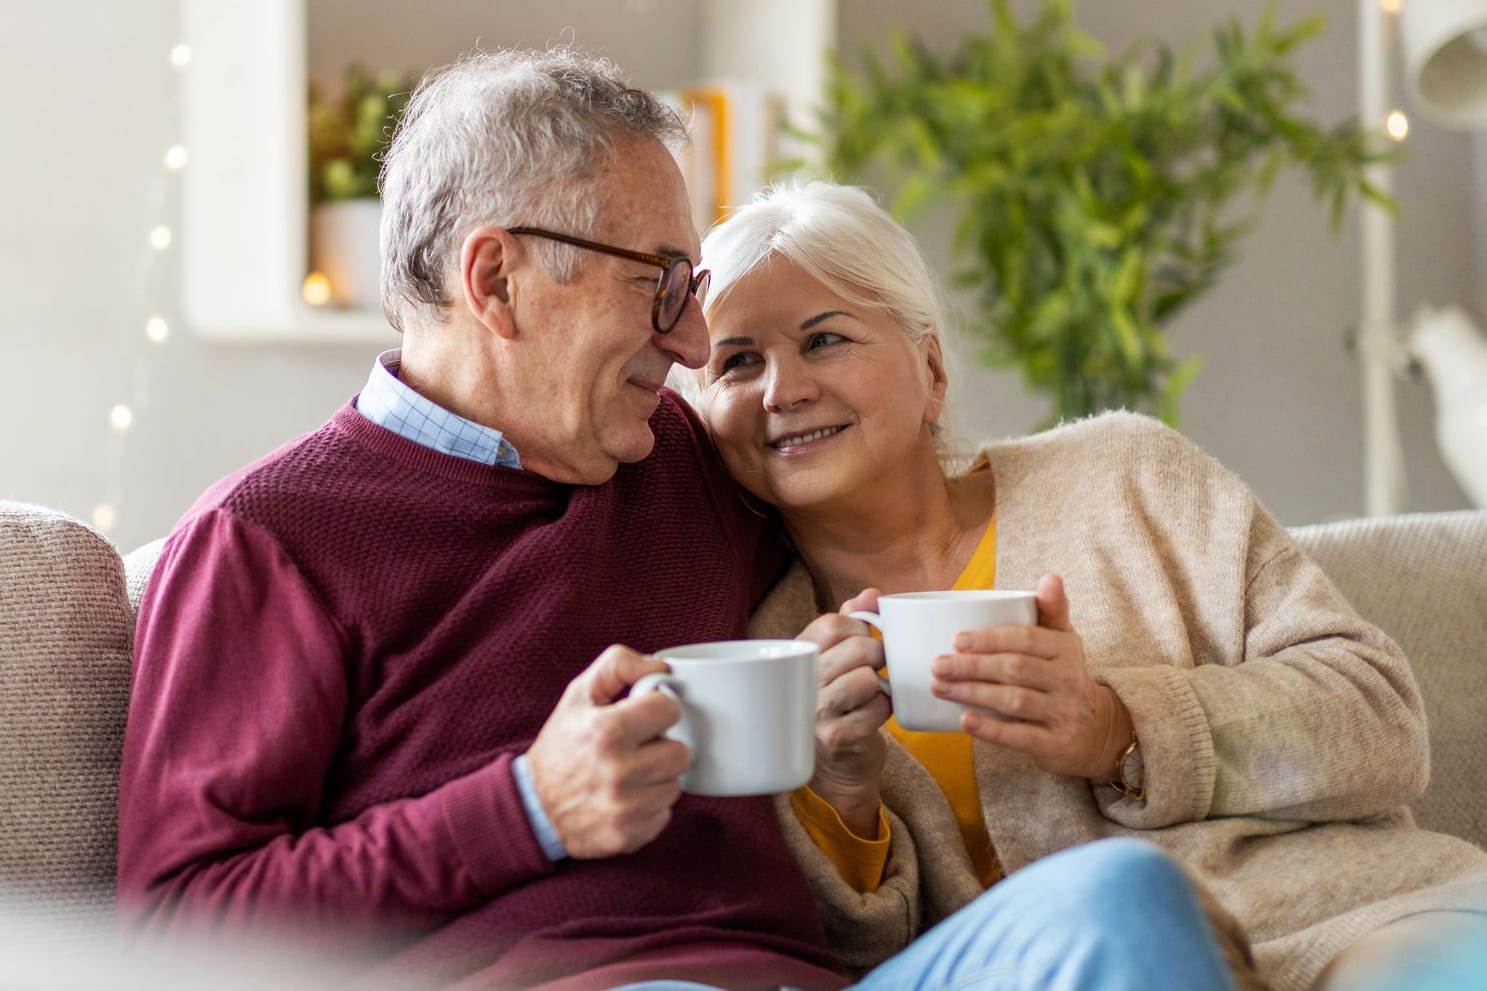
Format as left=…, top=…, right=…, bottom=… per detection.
left=2, top=1, right=379, bottom=552
left=1, top=0, right=1474, bottom=553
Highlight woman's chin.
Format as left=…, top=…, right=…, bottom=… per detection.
left=756, top=477, right=855, bottom=516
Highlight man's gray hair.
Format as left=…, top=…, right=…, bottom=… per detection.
left=378, top=47, right=688, bottom=330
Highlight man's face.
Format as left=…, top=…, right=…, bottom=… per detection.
left=507, top=136, right=707, bottom=485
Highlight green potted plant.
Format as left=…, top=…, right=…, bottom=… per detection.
left=817, top=0, right=1391, bottom=425
left=305, top=64, right=412, bottom=309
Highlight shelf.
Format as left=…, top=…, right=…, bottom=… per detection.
left=179, top=0, right=832, bottom=344
left=181, top=0, right=345, bottom=342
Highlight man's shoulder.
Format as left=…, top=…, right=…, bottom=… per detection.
left=616, top=389, right=778, bottom=562
left=177, top=408, right=361, bottom=531
left=650, top=388, right=712, bottom=454
left=618, top=389, right=722, bottom=488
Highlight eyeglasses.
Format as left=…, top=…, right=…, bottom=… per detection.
left=508, top=226, right=710, bottom=334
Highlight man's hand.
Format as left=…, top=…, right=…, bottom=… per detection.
left=525, top=646, right=691, bottom=859
left=794, top=589, right=890, bottom=836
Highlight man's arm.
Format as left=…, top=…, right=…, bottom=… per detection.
left=117, top=510, right=554, bottom=938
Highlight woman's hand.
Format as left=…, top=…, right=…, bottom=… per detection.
left=794, top=589, right=891, bottom=836
left=930, top=574, right=1134, bottom=780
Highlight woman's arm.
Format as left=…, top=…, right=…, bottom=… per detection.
left=1100, top=500, right=1427, bottom=828
left=1073, top=418, right=1429, bottom=827
left=965, top=413, right=1428, bottom=830
left=753, top=566, right=972, bottom=969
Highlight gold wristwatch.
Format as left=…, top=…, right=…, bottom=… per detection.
left=1109, top=736, right=1146, bottom=802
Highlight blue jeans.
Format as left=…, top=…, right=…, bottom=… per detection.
left=621, top=837, right=1235, bottom=991
left=848, top=838, right=1233, bottom=991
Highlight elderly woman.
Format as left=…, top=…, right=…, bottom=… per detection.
left=687, top=179, right=1487, bottom=991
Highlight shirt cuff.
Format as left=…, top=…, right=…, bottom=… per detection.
left=513, top=752, right=568, bottom=862
left=789, top=786, right=891, bottom=893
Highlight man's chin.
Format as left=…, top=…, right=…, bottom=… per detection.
left=524, top=425, right=658, bottom=486
left=607, top=429, right=658, bottom=470
left=565, top=432, right=658, bottom=485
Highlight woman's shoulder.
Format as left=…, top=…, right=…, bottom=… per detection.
left=976, top=410, right=1257, bottom=524
left=976, top=410, right=1205, bottom=470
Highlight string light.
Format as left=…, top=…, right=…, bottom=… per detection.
left=104, top=42, right=188, bottom=538
left=92, top=504, right=118, bottom=533
left=302, top=272, right=334, bottom=306
left=1385, top=109, right=1410, bottom=141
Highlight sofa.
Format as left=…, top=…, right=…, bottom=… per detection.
left=2, top=500, right=1485, bottom=935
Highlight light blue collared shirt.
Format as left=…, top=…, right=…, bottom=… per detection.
left=356, top=349, right=522, bottom=469
left=355, top=350, right=566, bottom=862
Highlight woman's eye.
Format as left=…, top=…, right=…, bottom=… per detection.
left=718, top=352, right=757, bottom=374
left=807, top=331, right=845, bottom=349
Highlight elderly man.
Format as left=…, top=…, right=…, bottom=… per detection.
left=116, top=48, right=1239, bottom=991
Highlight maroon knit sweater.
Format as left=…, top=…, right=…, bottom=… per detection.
left=118, top=392, right=844, bottom=990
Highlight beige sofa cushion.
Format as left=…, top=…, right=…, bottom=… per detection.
left=123, top=537, right=167, bottom=615
left=0, top=501, right=133, bottom=923
left=1292, top=510, right=1487, bottom=849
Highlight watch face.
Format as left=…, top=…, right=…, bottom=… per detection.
left=1122, top=744, right=1144, bottom=789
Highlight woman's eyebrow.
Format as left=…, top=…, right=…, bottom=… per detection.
left=801, top=310, right=852, bottom=331
left=713, top=335, right=753, bottom=348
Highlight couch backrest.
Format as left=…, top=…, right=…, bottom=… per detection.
left=0, top=502, right=133, bottom=925
left=123, top=537, right=167, bottom=614
left=1291, top=510, right=1487, bottom=849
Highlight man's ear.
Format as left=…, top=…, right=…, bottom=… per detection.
left=923, top=332, right=949, bottom=425
left=460, top=226, right=520, bottom=339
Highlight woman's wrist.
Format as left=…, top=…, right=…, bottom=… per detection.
left=1088, top=684, right=1136, bottom=781
left=808, top=775, right=883, bottom=838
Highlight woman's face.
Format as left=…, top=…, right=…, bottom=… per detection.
left=700, top=257, right=946, bottom=513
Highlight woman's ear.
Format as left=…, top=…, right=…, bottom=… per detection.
left=460, top=226, right=519, bottom=340
left=923, top=332, right=949, bottom=425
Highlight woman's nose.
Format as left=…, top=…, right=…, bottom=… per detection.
left=762, top=358, right=817, bottom=412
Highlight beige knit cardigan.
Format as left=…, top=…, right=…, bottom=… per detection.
left=750, top=412, right=1487, bottom=991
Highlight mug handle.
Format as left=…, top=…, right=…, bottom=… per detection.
left=847, top=610, right=893, bottom=697
left=631, top=673, right=695, bottom=756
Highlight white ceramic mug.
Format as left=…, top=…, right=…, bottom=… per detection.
left=634, top=639, right=818, bottom=797
left=851, top=589, right=1038, bottom=732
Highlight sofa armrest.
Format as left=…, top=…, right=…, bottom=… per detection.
left=0, top=502, right=133, bottom=922
left=1291, top=511, right=1487, bottom=850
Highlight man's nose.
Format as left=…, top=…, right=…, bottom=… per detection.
left=660, top=296, right=709, bottom=369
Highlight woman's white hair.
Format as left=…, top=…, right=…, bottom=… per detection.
left=378, top=47, right=687, bottom=331
left=683, top=178, right=960, bottom=456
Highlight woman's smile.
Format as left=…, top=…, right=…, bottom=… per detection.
left=769, top=423, right=850, bottom=454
